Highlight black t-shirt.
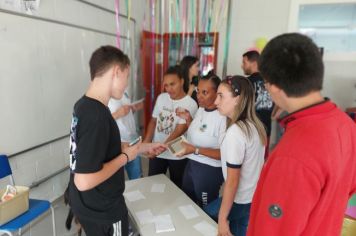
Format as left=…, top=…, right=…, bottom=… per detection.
left=68, top=96, right=126, bottom=223
left=248, top=72, right=274, bottom=136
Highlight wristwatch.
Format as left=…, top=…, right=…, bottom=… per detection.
left=194, top=147, right=199, bottom=155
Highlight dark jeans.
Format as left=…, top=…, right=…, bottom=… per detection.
left=204, top=197, right=251, bottom=236
left=182, top=160, right=224, bottom=207
left=148, top=157, right=188, bottom=189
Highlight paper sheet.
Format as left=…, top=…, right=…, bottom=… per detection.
left=194, top=221, right=217, bottom=236
left=123, top=190, right=145, bottom=202
left=154, top=214, right=175, bottom=233
left=151, top=183, right=166, bottom=193
left=130, top=98, right=144, bottom=106
left=135, top=209, right=154, bottom=225
left=178, top=204, right=199, bottom=220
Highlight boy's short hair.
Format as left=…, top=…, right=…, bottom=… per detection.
left=89, top=45, right=130, bottom=81
left=164, top=65, right=183, bottom=79
left=242, top=50, right=260, bottom=62
left=259, top=33, right=324, bottom=97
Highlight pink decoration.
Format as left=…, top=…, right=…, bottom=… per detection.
left=346, top=206, right=356, bottom=219
left=246, top=47, right=260, bottom=53
left=114, top=0, right=121, bottom=48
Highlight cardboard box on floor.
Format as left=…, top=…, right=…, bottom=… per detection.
left=0, top=186, right=29, bottom=226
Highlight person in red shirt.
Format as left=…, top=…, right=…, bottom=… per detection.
left=247, top=33, right=356, bottom=236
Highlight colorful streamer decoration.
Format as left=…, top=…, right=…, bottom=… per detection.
left=222, top=0, right=232, bottom=78
left=193, top=0, right=200, bottom=56
left=150, top=0, right=156, bottom=111
left=114, top=0, right=121, bottom=48
left=175, top=0, right=181, bottom=62
left=143, top=0, right=232, bottom=81
left=213, top=0, right=227, bottom=55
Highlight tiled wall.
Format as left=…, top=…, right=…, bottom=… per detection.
left=0, top=0, right=138, bottom=202
left=1, top=138, right=69, bottom=201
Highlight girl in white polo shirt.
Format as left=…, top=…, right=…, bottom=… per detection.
left=205, top=75, right=266, bottom=236
left=176, top=73, right=226, bottom=208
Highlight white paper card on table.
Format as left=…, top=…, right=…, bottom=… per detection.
left=194, top=221, right=217, bottom=236
left=178, top=204, right=199, bottom=220
left=151, top=183, right=166, bottom=193
left=154, top=214, right=175, bottom=233
left=135, top=209, right=154, bottom=225
left=123, top=190, right=145, bottom=202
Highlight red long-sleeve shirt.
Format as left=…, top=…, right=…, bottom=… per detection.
left=248, top=100, right=356, bottom=236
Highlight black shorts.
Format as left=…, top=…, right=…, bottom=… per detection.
left=77, top=215, right=128, bottom=236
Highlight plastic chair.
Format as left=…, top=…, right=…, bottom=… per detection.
left=0, top=155, right=56, bottom=236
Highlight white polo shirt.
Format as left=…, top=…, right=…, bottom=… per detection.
left=220, top=122, right=265, bottom=204
left=152, top=93, right=198, bottom=160
left=185, top=107, right=226, bottom=167
left=108, top=92, right=138, bottom=143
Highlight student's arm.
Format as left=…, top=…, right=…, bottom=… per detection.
left=218, top=167, right=240, bottom=236
left=165, top=105, right=196, bottom=143
left=217, top=126, right=244, bottom=236
left=131, top=101, right=144, bottom=112
left=74, top=143, right=140, bottom=191
left=74, top=153, right=127, bottom=191
left=175, top=109, right=193, bottom=127
left=139, top=142, right=167, bottom=156
left=164, top=123, right=187, bottom=143
left=193, top=147, right=220, bottom=159
left=247, top=157, right=321, bottom=236
left=143, top=117, right=157, bottom=143
left=111, top=105, right=131, bottom=120
left=177, top=142, right=221, bottom=159
left=144, top=94, right=162, bottom=143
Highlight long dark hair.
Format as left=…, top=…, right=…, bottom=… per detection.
left=180, top=56, right=199, bottom=93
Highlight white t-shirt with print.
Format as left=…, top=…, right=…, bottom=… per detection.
left=185, top=107, right=226, bottom=167
left=152, top=93, right=198, bottom=160
left=108, top=92, right=138, bottom=143
left=220, top=122, right=265, bottom=204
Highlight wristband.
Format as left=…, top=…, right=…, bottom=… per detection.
left=122, top=152, right=129, bottom=164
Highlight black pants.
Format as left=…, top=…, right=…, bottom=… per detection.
left=182, top=159, right=224, bottom=207
left=77, top=215, right=128, bottom=236
left=148, top=157, right=188, bottom=189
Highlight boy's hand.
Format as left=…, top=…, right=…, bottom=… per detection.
left=122, top=140, right=141, bottom=162
left=139, top=142, right=167, bottom=158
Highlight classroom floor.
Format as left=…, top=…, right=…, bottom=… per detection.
left=0, top=158, right=151, bottom=236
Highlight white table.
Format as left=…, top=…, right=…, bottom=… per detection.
left=124, top=174, right=218, bottom=236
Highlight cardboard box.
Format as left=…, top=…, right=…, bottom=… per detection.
left=0, top=186, right=29, bottom=226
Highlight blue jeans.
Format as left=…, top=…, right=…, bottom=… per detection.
left=204, top=197, right=251, bottom=236
left=125, top=156, right=142, bottom=180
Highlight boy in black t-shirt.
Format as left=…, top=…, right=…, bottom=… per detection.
left=242, top=50, right=274, bottom=159
left=68, top=46, right=166, bottom=236
left=241, top=50, right=274, bottom=137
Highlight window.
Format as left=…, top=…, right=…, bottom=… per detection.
left=299, top=3, right=356, bottom=53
